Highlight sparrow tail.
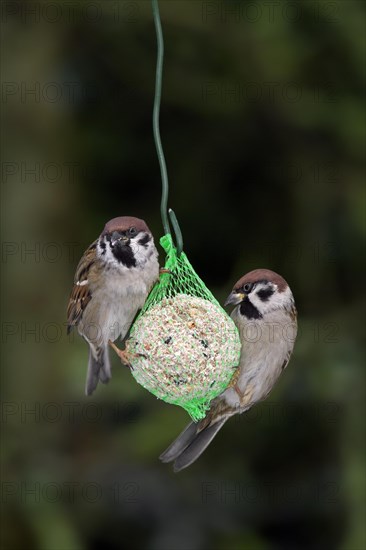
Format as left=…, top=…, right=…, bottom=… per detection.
left=159, top=418, right=228, bottom=472
left=85, top=346, right=111, bottom=396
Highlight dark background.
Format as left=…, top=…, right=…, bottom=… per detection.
left=1, top=1, right=365, bottom=549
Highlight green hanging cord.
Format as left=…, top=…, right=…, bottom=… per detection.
left=127, top=0, right=241, bottom=423
left=151, top=0, right=183, bottom=255
left=169, top=208, right=183, bottom=255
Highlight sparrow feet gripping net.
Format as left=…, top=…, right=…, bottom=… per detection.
left=127, top=234, right=241, bottom=421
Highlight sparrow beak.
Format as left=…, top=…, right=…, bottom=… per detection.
left=224, top=290, right=245, bottom=306
left=112, top=235, right=130, bottom=247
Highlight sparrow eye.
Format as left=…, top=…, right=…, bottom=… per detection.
left=243, top=283, right=253, bottom=293
left=128, top=227, right=137, bottom=237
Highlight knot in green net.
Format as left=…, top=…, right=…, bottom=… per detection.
left=127, top=234, right=241, bottom=422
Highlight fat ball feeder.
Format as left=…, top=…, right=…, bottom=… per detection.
left=111, top=0, right=241, bottom=421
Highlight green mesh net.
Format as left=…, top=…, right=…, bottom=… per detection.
left=127, top=234, right=241, bottom=422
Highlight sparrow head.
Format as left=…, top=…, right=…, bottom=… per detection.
left=225, top=268, right=295, bottom=320
left=97, top=216, right=156, bottom=268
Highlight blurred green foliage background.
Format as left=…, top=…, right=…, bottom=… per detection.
left=1, top=1, right=365, bottom=549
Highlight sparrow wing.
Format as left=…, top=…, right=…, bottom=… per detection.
left=280, top=307, right=297, bottom=372
left=67, top=240, right=97, bottom=333
left=280, top=349, right=293, bottom=372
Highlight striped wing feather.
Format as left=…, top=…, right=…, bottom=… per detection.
left=67, top=241, right=97, bottom=333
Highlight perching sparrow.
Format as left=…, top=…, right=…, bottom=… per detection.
left=67, top=216, right=159, bottom=396
left=160, top=269, right=297, bottom=471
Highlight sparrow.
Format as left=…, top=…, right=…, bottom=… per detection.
left=67, top=216, right=159, bottom=396
left=160, top=268, right=297, bottom=471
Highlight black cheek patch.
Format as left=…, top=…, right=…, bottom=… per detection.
left=138, top=234, right=150, bottom=248
left=99, top=241, right=106, bottom=255
left=257, top=288, right=274, bottom=302
left=240, top=300, right=262, bottom=320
